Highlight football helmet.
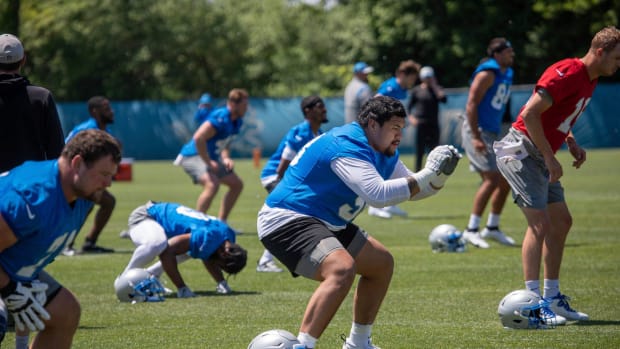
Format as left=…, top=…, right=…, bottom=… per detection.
left=114, top=268, right=166, bottom=303
left=498, top=289, right=554, bottom=329
left=247, top=329, right=304, bottom=349
left=429, top=224, right=465, bottom=252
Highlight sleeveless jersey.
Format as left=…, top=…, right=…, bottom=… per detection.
left=65, top=117, right=112, bottom=143
left=472, top=58, right=513, bottom=134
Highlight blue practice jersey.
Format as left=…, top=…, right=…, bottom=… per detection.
left=0, top=161, right=94, bottom=281
left=179, top=107, right=243, bottom=160
left=146, top=202, right=235, bottom=260
left=377, top=77, right=409, bottom=101
left=266, top=122, right=400, bottom=227
left=471, top=58, right=513, bottom=133
left=65, top=117, right=112, bottom=143
left=260, top=121, right=322, bottom=179
left=194, top=106, right=213, bottom=126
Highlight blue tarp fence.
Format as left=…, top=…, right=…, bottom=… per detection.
left=57, top=84, right=619, bottom=160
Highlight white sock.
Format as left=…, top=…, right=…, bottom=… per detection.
left=16, top=335, right=29, bottom=349
left=297, top=332, right=317, bottom=349
left=467, top=215, right=481, bottom=231
left=525, top=280, right=541, bottom=296
left=486, top=213, right=500, bottom=228
left=349, top=322, right=372, bottom=347
left=258, top=249, right=273, bottom=265
left=543, top=279, right=560, bottom=299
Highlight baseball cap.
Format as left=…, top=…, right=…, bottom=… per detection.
left=198, top=93, right=212, bottom=105
left=0, top=34, right=24, bottom=64
left=353, top=61, right=374, bottom=74
left=420, top=66, right=434, bottom=79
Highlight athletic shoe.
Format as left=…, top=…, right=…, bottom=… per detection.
left=119, top=229, right=130, bottom=239
left=62, top=247, right=77, bottom=257
left=367, top=207, right=392, bottom=219
left=177, top=286, right=196, bottom=298
left=462, top=230, right=490, bottom=249
left=549, top=293, right=589, bottom=321
left=256, top=260, right=283, bottom=273
left=481, top=227, right=516, bottom=246
left=342, top=337, right=381, bottom=349
left=539, top=300, right=567, bottom=326
left=385, top=205, right=407, bottom=217
left=80, top=244, right=114, bottom=254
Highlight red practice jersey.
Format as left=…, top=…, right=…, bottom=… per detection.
left=513, top=58, right=597, bottom=153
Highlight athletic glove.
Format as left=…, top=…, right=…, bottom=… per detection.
left=0, top=280, right=50, bottom=331
left=215, top=280, right=232, bottom=295
left=425, top=145, right=462, bottom=175
left=177, top=286, right=196, bottom=298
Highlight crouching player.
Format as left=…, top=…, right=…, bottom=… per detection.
left=119, top=201, right=247, bottom=298
left=0, top=130, right=121, bottom=348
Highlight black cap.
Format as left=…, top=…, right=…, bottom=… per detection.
left=300, top=95, right=324, bottom=112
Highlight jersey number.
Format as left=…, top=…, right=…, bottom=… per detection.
left=491, top=83, right=511, bottom=110
left=16, top=229, right=79, bottom=278
left=557, top=97, right=590, bottom=134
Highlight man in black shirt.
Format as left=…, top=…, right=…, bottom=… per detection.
left=0, top=33, right=64, bottom=173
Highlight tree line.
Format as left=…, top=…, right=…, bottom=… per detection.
left=1, top=0, right=618, bottom=101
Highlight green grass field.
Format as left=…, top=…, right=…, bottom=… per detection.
left=5, top=149, right=620, bottom=348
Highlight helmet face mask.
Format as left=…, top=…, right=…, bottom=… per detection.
left=114, top=268, right=166, bottom=303
left=247, top=329, right=302, bottom=349
left=498, top=289, right=555, bottom=329
left=429, top=224, right=466, bottom=253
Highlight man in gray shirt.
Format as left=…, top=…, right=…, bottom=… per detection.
left=344, top=61, right=374, bottom=124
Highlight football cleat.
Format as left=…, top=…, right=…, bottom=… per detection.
left=367, top=207, right=392, bottom=219
left=256, top=260, right=283, bottom=273
left=384, top=205, right=407, bottom=217
left=462, top=230, right=490, bottom=248
left=342, top=336, right=381, bottom=349
left=481, top=227, right=516, bottom=246
left=548, top=293, right=589, bottom=321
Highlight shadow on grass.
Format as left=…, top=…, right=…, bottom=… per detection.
left=167, top=290, right=261, bottom=299
left=573, top=320, right=620, bottom=326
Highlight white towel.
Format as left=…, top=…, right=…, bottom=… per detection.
left=493, top=140, right=528, bottom=162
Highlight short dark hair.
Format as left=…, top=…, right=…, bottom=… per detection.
left=300, top=95, right=324, bottom=116
left=397, top=59, right=421, bottom=75
left=62, top=129, right=122, bottom=166
left=87, top=96, right=108, bottom=114
left=220, top=243, right=247, bottom=275
left=357, top=95, right=406, bottom=127
left=0, top=60, right=22, bottom=71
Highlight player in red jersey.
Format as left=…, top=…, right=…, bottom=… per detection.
left=496, top=26, right=620, bottom=323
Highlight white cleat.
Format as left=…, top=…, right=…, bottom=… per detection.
left=462, top=230, right=490, bottom=249
left=385, top=205, right=407, bottom=217
left=256, top=260, right=283, bottom=273
left=549, top=293, right=589, bottom=321
left=367, top=206, right=392, bottom=219
left=481, top=227, right=516, bottom=246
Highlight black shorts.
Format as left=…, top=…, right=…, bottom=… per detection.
left=260, top=217, right=368, bottom=278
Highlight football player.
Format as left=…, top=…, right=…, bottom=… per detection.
left=257, top=96, right=461, bottom=349
left=120, top=201, right=247, bottom=297
left=0, top=130, right=121, bottom=349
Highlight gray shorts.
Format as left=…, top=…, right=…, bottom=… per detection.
left=174, top=155, right=233, bottom=184
left=127, top=201, right=155, bottom=228
left=461, top=120, right=500, bottom=172
left=260, top=217, right=369, bottom=278
left=497, top=128, right=565, bottom=209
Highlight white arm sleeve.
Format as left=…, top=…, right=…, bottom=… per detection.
left=281, top=145, right=297, bottom=161
left=330, top=157, right=411, bottom=207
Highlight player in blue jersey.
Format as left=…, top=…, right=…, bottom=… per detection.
left=257, top=96, right=461, bottom=349
left=257, top=96, right=328, bottom=273
left=194, top=92, right=213, bottom=127
left=461, top=38, right=516, bottom=248
left=119, top=201, right=247, bottom=298
left=371, top=59, right=421, bottom=219
left=62, top=96, right=117, bottom=255
left=0, top=129, right=121, bottom=349
left=174, top=89, right=248, bottom=224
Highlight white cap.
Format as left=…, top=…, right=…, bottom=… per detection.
left=420, top=66, right=434, bottom=79
left=0, top=34, right=24, bottom=64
